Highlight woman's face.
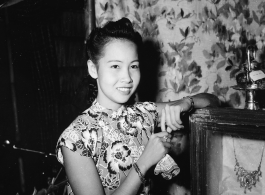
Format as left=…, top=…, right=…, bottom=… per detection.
left=95, top=39, right=140, bottom=110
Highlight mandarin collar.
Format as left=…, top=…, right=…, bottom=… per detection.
left=90, top=100, right=125, bottom=118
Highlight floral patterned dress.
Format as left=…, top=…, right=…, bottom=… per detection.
left=56, top=100, right=158, bottom=195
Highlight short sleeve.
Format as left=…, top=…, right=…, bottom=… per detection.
left=55, top=114, right=96, bottom=165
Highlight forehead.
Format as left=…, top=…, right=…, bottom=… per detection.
left=101, top=39, right=138, bottom=59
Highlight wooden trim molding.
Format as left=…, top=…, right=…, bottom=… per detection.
left=189, top=108, right=265, bottom=195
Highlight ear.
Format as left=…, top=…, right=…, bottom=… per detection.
left=87, top=60, right=98, bottom=79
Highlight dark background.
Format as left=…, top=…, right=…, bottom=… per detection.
left=0, top=0, right=90, bottom=194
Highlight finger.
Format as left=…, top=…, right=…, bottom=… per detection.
left=155, top=131, right=169, bottom=138
left=161, top=134, right=172, bottom=142
left=162, top=142, right=171, bottom=149
left=165, top=105, right=181, bottom=130
left=168, top=106, right=184, bottom=130
left=166, top=126, right=172, bottom=133
left=165, top=105, right=174, bottom=130
left=169, top=106, right=178, bottom=129
left=170, top=106, right=185, bottom=129
left=161, top=136, right=167, bottom=142
left=167, top=134, right=172, bottom=139
left=173, top=106, right=183, bottom=127
left=166, top=136, right=171, bottom=143
left=161, top=109, right=166, bottom=132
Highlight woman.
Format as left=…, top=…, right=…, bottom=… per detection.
left=56, top=18, right=220, bottom=195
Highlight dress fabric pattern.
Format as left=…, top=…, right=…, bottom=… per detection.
left=56, top=101, right=158, bottom=195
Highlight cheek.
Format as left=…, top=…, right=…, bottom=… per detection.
left=132, top=71, right=141, bottom=84
left=98, top=71, right=115, bottom=83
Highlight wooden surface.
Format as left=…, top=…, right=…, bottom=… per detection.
left=189, top=107, right=265, bottom=195
left=191, top=107, right=265, bottom=128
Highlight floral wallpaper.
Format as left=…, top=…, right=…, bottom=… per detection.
left=94, top=0, right=265, bottom=108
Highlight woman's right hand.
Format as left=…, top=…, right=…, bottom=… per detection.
left=136, top=131, right=171, bottom=173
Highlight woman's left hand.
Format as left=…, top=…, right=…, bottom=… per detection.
left=158, top=93, right=220, bottom=133
left=160, top=104, right=185, bottom=133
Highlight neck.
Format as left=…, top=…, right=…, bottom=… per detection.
left=96, top=97, right=123, bottom=111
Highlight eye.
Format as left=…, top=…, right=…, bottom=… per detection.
left=111, top=65, right=119, bottom=69
left=131, top=64, right=139, bottom=69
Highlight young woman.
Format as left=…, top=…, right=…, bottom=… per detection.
left=56, top=18, right=220, bottom=195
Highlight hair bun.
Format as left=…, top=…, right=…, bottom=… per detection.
left=86, top=17, right=142, bottom=64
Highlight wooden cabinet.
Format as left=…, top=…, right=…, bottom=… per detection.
left=190, top=108, right=265, bottom=195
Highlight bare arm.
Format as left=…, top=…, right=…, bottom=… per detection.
left=62, top=147, right=105, bottom=195
left=156, top=93, right=220, bottom=132
left=62, top=131, right=171, bottom=195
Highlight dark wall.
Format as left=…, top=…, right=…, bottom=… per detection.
left=0, top=10, right=20, bottom=195
left=0, top=0, right=88, bottom=194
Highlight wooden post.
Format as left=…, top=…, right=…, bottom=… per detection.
left=84, top=0, right=95, bottom=43
left=4, top=8, right=25, bottom=193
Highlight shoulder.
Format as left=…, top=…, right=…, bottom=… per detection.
left=133, top=101, right=157, bottom=112
left=60, top=108, right=98, bottom=140
left=129, top=102, right=158, bottom=123
left=56, top=107, right=101, bottom=164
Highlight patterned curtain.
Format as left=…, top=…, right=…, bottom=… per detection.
left=92, top=2, right=265, bottom=194
left=94, top=0, right=265, bottom=108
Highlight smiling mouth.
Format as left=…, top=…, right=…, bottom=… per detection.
left=117, top=87, right=131, bottom=92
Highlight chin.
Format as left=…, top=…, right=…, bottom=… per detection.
left=115, top=94, right=135, bottom=104
left=115, top=99, right=131, bottom=105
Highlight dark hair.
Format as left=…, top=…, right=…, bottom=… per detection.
left=86, top=17, right=143, bottom=65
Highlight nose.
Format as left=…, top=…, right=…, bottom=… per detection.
left=121, top=68, right=133, bottom=83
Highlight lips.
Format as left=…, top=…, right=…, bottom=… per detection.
left=117, top=87, right=132, bottom=94
left=117, top=87, right=130, bottom=91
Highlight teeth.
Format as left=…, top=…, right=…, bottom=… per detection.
left=118, top=88, right=130, bottom=92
